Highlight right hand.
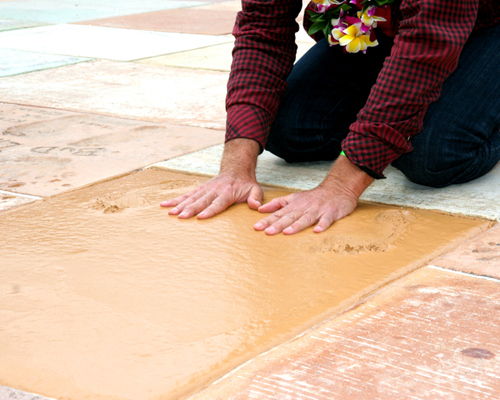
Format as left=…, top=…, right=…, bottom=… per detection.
left=160, top=173, right=263, bottom=219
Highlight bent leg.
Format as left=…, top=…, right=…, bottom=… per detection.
left=266, top=36, right=393, bottom=162
left=393, top=25, right=500, bottom=188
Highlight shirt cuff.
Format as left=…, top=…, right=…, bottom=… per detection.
left=341, top=130, right=412, bottom=179
left=226, top=104, right=273, bottom=152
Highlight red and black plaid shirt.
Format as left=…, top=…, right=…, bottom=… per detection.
left=225, top=0, right=499, bottom=178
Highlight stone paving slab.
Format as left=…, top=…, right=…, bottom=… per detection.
left=153, top=145, right=500, bottom=220
left=79, top=8, right=237, bottom=35
left=0, top=24, right=233, bottom=61
left=0, top=61, right=228, bottom=129
left=140, top=40, right=315, bottom=72
left=0, top=48, right=89, bottom=77
left=0, top=386, right=54, bottom=400
left=0, top=190, right=39, bottom=211
left=195, top=0, right=241, bottom=12
left=0, top=0, right=203, bottom=24
left=0, top=169, right=488, bottom=400
left=0, top=103, right=224, bottom=196
left=433, top=224, right=500, bottom=279
left=0, top=18, right=43, bottom=31
left=188, top=266, right=500, bottom=400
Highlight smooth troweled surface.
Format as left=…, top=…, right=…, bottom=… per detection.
left=0, top=169, right=488, bottom=400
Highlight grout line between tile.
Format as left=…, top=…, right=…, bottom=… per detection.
left=0, top=189, right=42, bottom=200
left=428, top=265, right=500, bottom=282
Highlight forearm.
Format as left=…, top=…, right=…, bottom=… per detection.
left=220, top=138, right=260, bottom=179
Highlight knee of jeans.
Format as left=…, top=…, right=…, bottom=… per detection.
left=394, top=152, right=457, bottom=188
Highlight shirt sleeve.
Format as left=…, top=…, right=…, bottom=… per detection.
left=225, top=0, right=302, bottom=150
left=342, top=0, right=480, bottom=178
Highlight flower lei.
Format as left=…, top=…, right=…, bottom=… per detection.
left=307, top=0, right=396, bottom=53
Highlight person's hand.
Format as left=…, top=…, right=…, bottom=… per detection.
left=253, top=184, right=357, bottom=235
left=161, top=174, right=263, bottom=219
left=254, top=154, right=374, bottom=235
left=161, top=138, right=262, bottom=219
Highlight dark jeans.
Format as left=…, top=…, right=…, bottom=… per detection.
left=266, top=25, right=500, bottom=188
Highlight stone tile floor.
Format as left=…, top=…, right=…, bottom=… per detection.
left=0, top=1, right=498, bottom=399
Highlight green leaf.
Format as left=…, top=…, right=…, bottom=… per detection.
left=308, top=21, right=327, bottom=36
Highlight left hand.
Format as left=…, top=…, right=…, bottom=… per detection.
left=253, top=184, right=358, bottom=235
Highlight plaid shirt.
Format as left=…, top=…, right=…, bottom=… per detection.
left=225, top=0, right=499, bottom=178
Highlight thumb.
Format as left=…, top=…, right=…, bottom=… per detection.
left=247, top=184, right=263, bottom=210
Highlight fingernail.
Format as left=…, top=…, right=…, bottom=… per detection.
left=254, top=222, right=263, bottom=229
left=283, top=227, right=293, bottom=234
left=265, top=227, right=276, bottom=235
left=179, top=211, right=188, bottom=218
left=168, top=207, right=178, bottom=214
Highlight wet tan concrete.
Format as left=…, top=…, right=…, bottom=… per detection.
left=79, top=9, right=237, bottom=35
left=0, top=103, right=223, bottom=196
left=0, top=169, right=489, bottom=400
left=189, top=267, right=500, bottom=400
left=0, top=61, right=228, bottom=129
left=433, top=223, right=500, bottom=279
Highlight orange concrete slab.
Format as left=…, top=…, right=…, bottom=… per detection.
left=189, top=267, right=500, bottom=400
left=0, top=61, right=228, bottom=129
left=0, top=103, right=223, bottom=196
left=79, top=8, right=237, bottom=35
left=433, top=223, right=500, bottom=279
left=0, top=169, right=489, bottom=400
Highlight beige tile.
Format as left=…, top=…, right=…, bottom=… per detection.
left=140, top=40, right=315, bottom=72
left=0, top=104, right=223, bottom=196
left=189, top=267, right=500, bottom=400
left=0, top=24, right=232, bottom=61
left=0, top=191, right=38, bottom=211
left=79, top=8, right=237, bottom=35
left=0, top=61, right=228, bottom=129
left=0, top=169, right=488, bottom=400
left=432, top=223, right=500, bottom=279
left=195, top=1, right=241, bottom=12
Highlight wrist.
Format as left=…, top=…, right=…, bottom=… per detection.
left=220, top=138, right=260, bottom=180
left=321, top=154, right=374, bottom=199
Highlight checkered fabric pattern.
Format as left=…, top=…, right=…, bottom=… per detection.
left=225, top=0, right=498, bottom=178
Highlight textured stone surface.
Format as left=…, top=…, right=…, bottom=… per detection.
left=0, top=386, right=54, bottom=400
left=0, top=0, right=203, bottom=24
left=140, top=40, right=315, bottom=72
left=80, top=8, right=237, bottom=35
left=433, top=224, right=500, bottom=279
left=153, top=145, right=500, bottom=220
left=0, top=24, right=232, bottom=61
left=0, top=48, right=89, bottom=77
left=0, top=62, right=228, bottom=128
left=188, top=267, right=500, bottom=400
left=0, top=18, right=42, bottom=31
left=0, top=191, right=38, bottom=211
left=0, top=103, right=223, bottom=196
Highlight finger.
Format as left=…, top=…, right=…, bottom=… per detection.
left=313, top=213, right=336, bottom=233
left=283, top=213, right=318, bottom=235
left=247, top=185, right=263, bottom=210
left=168, top=190, right=207, bottom=215
left=177, top=192, right=217, bottom=219
left=264, top=213, right=299, bottom=235
left=253, top=209, right=287, bottom=231
left=160, top=193, right=190, bottom=208
left=197, top=193, right=233, bottom=219
left=258, top=196, right=290, bottom=213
